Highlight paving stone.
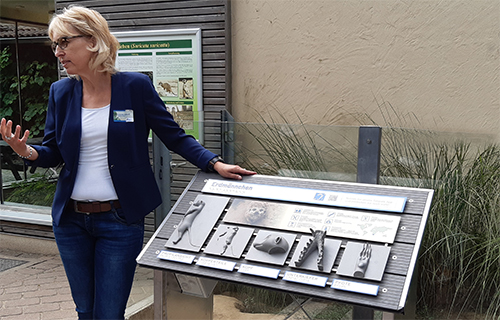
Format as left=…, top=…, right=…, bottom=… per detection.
left=40, top=309, right=78, bottom=320
left=41, top=294, right=73, bottom=304
left=23, top=289, right=58, bottom=299
left=59, top=300, right=76, bottom=310
left=0, top=292, right=23, bottom=302
left=38, top=271, right=62, bottom=279
left=24, top=276, right=60, bottom=286
left=0, top=306, right=23, bottom=317
left=1, top=312, right=41, bottom=320
left=4, top=284, right=40, bottom=294
left=0, top=280, right=24, bottom=289
left=40, top=280, right=70, bottom=290
left=23, top=302, right=60, bottom=314
left=4, top=297, right=40, bottom=308
left=12, top=267, right=40, bottom=275
left=56, top=287, right=71, bottom=296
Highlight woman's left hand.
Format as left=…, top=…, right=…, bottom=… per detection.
left=214, top=162, right=256, bottom=180
left=1, top=118, right=32, bottom=157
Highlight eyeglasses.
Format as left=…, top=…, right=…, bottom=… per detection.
left=51, top=35, right=85, bottom=53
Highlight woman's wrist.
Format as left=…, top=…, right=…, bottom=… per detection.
left=208, top=156, right=224, bottom=172
left=213, top=160, right=225, bottom=172
left=17, top=145, right=34, bottom=159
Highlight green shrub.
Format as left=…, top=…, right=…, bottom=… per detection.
left=382, top=129, right=500, bottom=319
left=6, top=174, right=56, bottom=206
left=0, top=46, right=57, bottom=136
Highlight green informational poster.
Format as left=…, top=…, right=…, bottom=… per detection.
left=113, top=29, right=203, bottom=142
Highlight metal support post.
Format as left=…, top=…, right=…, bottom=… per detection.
left=356, top=126, right=382, bottom=185
left=221, top=110, right=235, bottom=165
left=153, top=134, right=172, bottom=228
left=355, top=126, right=417, bottom=319
left=154, top=271, right=214, bottom=319
left=353, top=306, right=375, bottom=320
left=154, top=270, right=166, bottom=320
left=353, top=126, right=382, bottom=320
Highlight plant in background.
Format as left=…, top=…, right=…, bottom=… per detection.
left=6, top=172, right=57, bottom=206
left=374, top=98, right=500, bottom=318
left=382, top=133, right=500, bottom=318
left=0, top=47, right=16, bottom=118
left=0, top=46, right=57, bottom=136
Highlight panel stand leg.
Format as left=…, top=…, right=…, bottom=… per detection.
left=353, top=306, right=374, bottom=320
left=387, top=268, right=417, bottom=319
left=154, top=270, right=214, bottom=319
left=288, top=295, right=313, bottom=319
left=154, top=270, right=165, bottom=320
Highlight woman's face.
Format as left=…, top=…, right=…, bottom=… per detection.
left=52, top=25, right=94, bottom=76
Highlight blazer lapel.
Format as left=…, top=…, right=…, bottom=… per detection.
left=62, top=80, right=83, bottom=171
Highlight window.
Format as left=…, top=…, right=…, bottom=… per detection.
left=1, top=20, right=58, bottom=206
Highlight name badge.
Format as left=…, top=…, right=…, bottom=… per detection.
left=114, top=110, right=134, bottom=122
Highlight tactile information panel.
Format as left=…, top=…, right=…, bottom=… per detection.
left=137, top=172, right=433, bottom=313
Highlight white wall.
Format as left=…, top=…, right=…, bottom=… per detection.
left=231, top=0, right=499, bottom=138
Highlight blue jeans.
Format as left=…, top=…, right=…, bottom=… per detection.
left=53, top=206, right=144, bottom=320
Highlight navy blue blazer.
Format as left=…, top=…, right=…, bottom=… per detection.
left=30, top=72, right=217, bottom=226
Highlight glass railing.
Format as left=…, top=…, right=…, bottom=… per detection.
left=230, top=122, right=359, bottom=182
left=2, top=119, right=497, bottom=208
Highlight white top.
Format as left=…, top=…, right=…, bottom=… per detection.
left=71, top=105, right=118, bottom=201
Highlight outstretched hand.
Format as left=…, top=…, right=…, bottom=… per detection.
left=213, top=162, right=256, bottom=180
left=0, top=118, right=31, bottom=156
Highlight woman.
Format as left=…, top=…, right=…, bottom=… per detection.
left=0, top=5, right=255, bottom=320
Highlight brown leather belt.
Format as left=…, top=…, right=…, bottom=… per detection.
left=71, top=200, right=121, bottom=214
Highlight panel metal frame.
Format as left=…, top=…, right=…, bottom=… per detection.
left=137, top=171, right=434, bottom=313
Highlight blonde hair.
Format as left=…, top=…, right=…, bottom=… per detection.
left=48, top=5, right=119, bottom=75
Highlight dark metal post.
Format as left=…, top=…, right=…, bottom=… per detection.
left=152, top=133, right=170, bottom=318
left=356, top=126, right=382, bottom=185
left=353, top=126, right=382, bottom=320
left=221, top=110, right=235, bottom=165
left=352, top=306, right=375, bottom=320
left=152, top=134, right=172, bottom=229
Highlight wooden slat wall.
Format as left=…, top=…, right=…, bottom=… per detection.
left=56, top=0, right=231, bottom=241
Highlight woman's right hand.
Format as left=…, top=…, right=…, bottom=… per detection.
left=1, top=118, right=33, bottom=158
